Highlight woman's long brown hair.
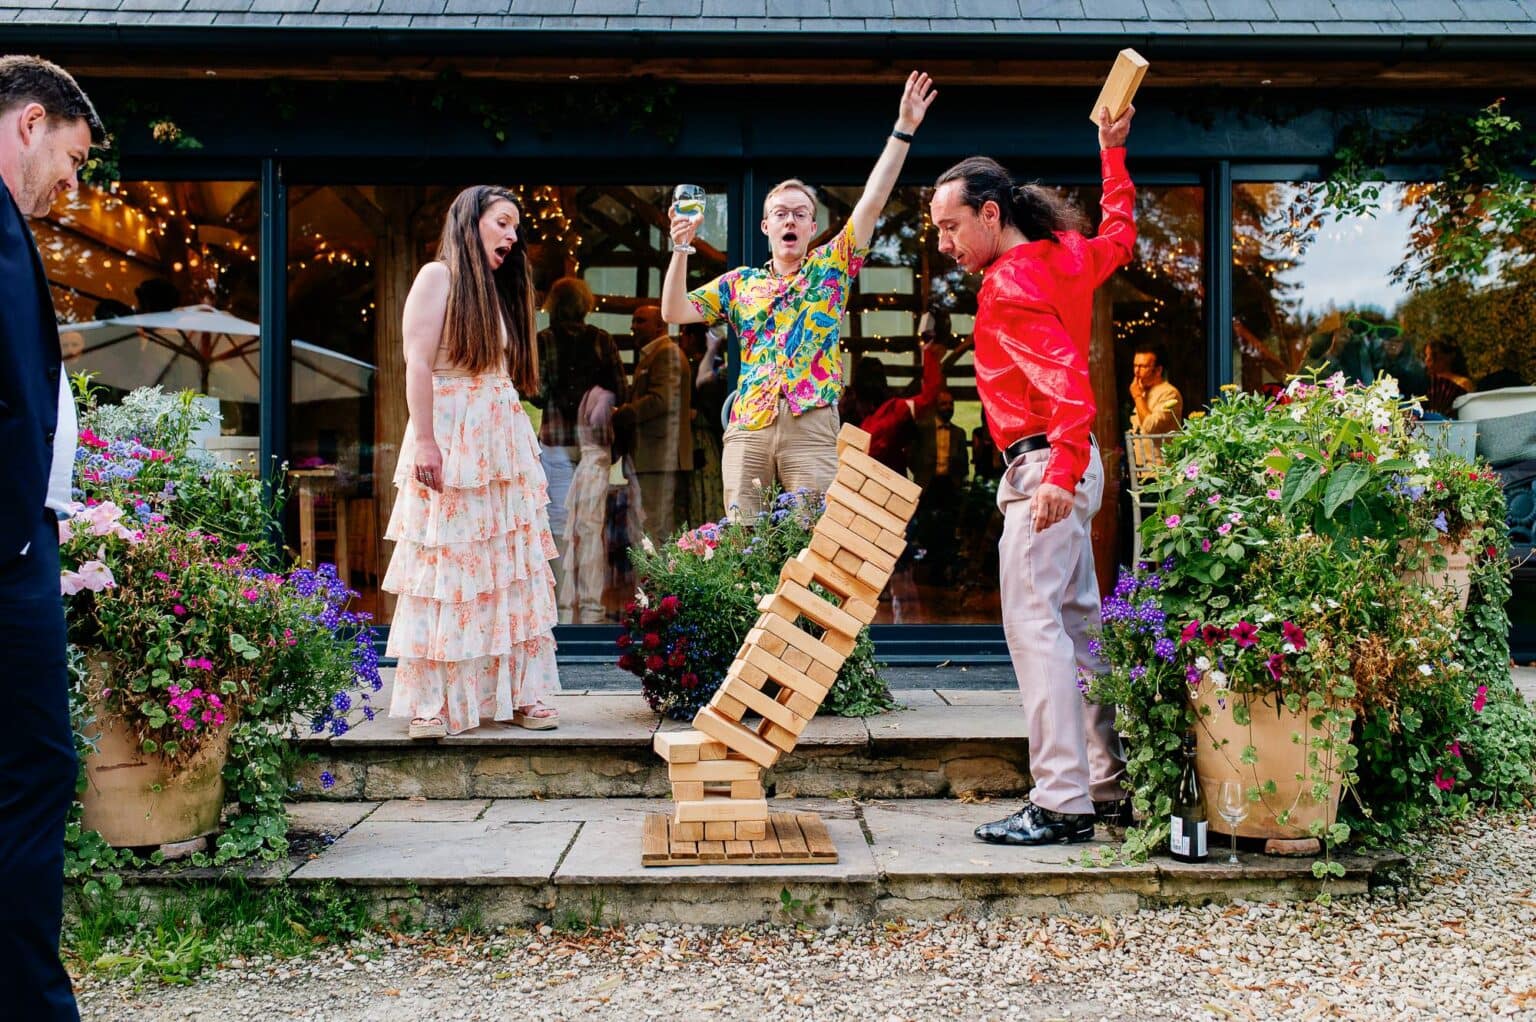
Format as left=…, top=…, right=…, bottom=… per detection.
left=436, top=185, right=539, bottom=394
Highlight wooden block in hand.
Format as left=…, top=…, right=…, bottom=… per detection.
left=704, top=820, right=737, bottom=842
left=836, top=423, right=871, bottom=456
left=653, top=729, right=729, bottom=764
left=1090, top=47, right=1148, bottom=125
left=671, top=780, right=704, bottom=802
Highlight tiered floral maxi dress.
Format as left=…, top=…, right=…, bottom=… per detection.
left=384, top=365, right=560, bottom=734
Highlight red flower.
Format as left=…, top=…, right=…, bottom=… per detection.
left=642, top=632, right=662, bottom=649
left=1230, top=621, right=1259, bottom=648
left=1473, top=685, right=1488, bottom=713
left=680, top=672, right=699, bottom=689
left=615, top=633, right=633, bottom=649
left=645, top=654, right=664, bottom=672
left=1432, top=769, right=1454, bottom=792
left=623, top=601, right=638, bottom=618
left=668, top=651, right=686, bottom=669
left=1180, top=620, right=1201, bottom=645
left=1201, top=623, right=1226, bottom=646
left=659, top=595, right=681, bottom=618
left=674, top=636, right=689, bottom=650
left=1281, top=621, right=1307, bottom=651
left=1265, top=653, right=1286, bottom=681
left=640, top=609, right=661, bottom=629
left=617, top=652, right=641, bottom=673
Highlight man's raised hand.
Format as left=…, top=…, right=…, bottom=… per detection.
left=1097, top=103, right=1134, bottom=150
left=897, top=71, right=938, bottom=135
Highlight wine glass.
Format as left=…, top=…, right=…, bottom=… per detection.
left=671, top=184, right=706, bottom=254
left=1218, top=780, right=1248, bottom=865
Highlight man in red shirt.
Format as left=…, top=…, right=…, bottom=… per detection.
left=929, top=105, right=1136, bottom=846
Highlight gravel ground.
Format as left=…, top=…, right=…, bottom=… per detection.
left=75, top=809, right=1536, bottom=1022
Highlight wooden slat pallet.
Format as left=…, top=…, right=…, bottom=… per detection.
left=646, top=424, right=920, bottom=867
left=642, top=811, right=838, bottom=866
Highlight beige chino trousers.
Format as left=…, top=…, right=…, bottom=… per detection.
left=997, top=444, right=1126, bottom=815
left=721, top=400, right=840, bottom=519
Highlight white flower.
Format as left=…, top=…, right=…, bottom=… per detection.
left=1290, top=405, right=1306, bottom=422
left=1417, top=664, right=1433, bottom=677
left=1412, top=450, right=1431, bottom=469
left=702, top=545, right=715, bottom=561
left=1195, top=656, right=1212, bottom=672
left=1209, top=669, right=1228, bottom=687
left=634, top=587, right=649, bottom=609
left=641, top=536, right=657, bottom=555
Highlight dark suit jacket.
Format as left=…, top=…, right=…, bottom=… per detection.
left=0, top=180, right=62, bottom=565
left=910, top=420, right=969, bottom=490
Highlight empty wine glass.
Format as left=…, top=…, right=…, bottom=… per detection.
left=671, top=184, right=706, bottom=254
left=1218, top=780, right=1248, bottom=865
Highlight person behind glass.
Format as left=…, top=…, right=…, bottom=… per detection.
left=971, top=407, right=1005, bottom=480
left=558, top=358, right=629, bottom=623
left=385, top=186, right=561, bottom=738
left=1372, top=328, right=1429, bottom=400
left=0, top=54, right=103, bottom=1022
left=662, top=72, right=938, bottom=518
left=1423, top=335, right=1475, bottom=418
left=910, top=389, right=970, bottom=585
left=534, top=276, right=626, bottom=578
left=861, top=337, right=945, bottom=476
left=1128, top=341, right=1183, bottom=472
left=679, top=321, right=726, bottom=526
left=930, top=104, right=1136, bottom=846
left=612, top=304, right=692, bottom=542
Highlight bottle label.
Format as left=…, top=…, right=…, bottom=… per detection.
left=1191, top=819, right=1207, bottom=857
left=1170, top=816, right=1208, bottom=858
left=1170, top=816, right=1186, bottom=856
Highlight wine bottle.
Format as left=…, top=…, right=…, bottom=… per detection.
left=1169, top=733, right=1208, bottom=863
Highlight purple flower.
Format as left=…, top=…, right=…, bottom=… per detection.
left=1432, top=511, right=1448, bottom=533
left=320, top=771, right=336, bottom=790
left=1129, top=664, right=1148, bottom=682
left=1154, top=637, right=1177, bottom=662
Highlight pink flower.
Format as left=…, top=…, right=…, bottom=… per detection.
left=1201, top=539, right=1212, bottom=553
left=1473, top=686, right=1488, bottom=713
left=1230, top=621, right=1259, bottom=648
left=1266, top=488, right=1282, bottom=500
left=1164, top=515, right=1182, bottom=528
left=1447, top=741, right=1462, bottom=758
left=1217, top=523, right=1233, bottom=536
left=59, top=570, right=86, bottom=596
left=1180, top=620, right=1201, bottom=645
left=1433, top=769, right=1454, bottom=792
left=1265, top=653, right=1286, bottom=681
left=173, top=604, right=187, bottom=616
left=58, top=518, right=74, bottom=543
left=1206, top=493, right=1221, bottom=506
left=1201, top=624, right=1227, bottom=647
left=1184, top=464, right=1200, bottom=480
left=154, top=571, right=170, bottom=581
left=1281, top=621, right=1307, bottom=652
left=76, top=560, right=115, bottom=592
left=242, top=588, right=260, bottom=601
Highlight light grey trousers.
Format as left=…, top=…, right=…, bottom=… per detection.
left=997, top=444, right=1126, bottom=815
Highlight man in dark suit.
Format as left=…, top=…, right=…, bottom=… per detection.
left=1, top=54, right=104, bottom=1021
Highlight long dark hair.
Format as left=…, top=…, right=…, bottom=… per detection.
left=436, top=185, right=538, bottom=394
left=934, top=156, right=1087, bottom=241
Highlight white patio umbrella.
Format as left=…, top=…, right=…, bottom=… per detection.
left=59, top=304, right=374, bottom=404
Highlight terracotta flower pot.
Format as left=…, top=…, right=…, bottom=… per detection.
left=1400, top=536, right=1473, bottom=612
left=1190, top=678, right=1344, bottom=841
left=78, top=662, right=230, bottom=848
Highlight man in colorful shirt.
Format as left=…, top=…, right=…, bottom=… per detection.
left=930, top=104, right=1137, bottom=847
left=662, top=71, right=937, bottom=518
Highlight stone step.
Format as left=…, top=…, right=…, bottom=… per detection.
left=101, top=797, right=1401, bottom=927
left=295, top=688, right=1034, bottom=802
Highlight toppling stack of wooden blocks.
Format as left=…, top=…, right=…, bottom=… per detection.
left=644, top=424, right=923, bottom=865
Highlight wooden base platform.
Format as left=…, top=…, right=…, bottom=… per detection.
left=641, top=811, right=838, bottom=866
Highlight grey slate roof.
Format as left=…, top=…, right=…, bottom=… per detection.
left=4, top=0, right=1535, bottom=35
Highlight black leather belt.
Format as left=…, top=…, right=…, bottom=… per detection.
left=1005, top=434, right=1050, bottom=462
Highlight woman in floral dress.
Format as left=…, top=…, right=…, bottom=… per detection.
left=384, top=185, right=560, bottom=738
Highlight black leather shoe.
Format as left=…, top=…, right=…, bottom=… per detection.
left=974, top=803, right=1096, bottom=846
left=1094, top=798, right=1134, bottom=828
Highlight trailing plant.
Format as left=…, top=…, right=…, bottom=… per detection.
left=619, top=488, right=894, bottom=721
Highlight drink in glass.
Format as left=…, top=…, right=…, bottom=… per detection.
left=672, top=184, right=706, bottom=254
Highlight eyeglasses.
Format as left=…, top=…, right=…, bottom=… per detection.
left=767, top=208, right=814, bottom=224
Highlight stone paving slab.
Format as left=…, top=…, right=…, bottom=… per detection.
left=285, top=800, right=379, bottom=836
left=868, top=702, right=1027, bottom=742
left=369, top=798, right=491, bottom=822
left=291, top=819, right=578, bottom=885
left=937, top=688, right=1020, bottom=706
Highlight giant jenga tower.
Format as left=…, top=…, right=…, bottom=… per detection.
left=644, top=424, right=922, bottom=865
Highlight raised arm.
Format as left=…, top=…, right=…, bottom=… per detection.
left=402, top=261, right=450, bottom=492
left=1087, top=104, right=1137, bottom=286
left=849, top=71, right=938, bottom=249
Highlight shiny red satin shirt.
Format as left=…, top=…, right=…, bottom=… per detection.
left=973, top=147, right=1136, bottom=494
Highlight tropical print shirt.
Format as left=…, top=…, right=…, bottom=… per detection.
left=687, top=220, right=868, bottom=431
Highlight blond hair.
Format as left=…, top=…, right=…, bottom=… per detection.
left=763, top=178, right=817, bottom=217
left=543, top=276, right=595, bottom=325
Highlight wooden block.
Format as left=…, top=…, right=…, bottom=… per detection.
left=854, top=558, right=888, bottom=594
left=653, top=730, right=728, bottom=764
left=860, top=477, right=892, bottom=506
left=780, top=688, right=819, bottom=720
left=756, top=593, right=856, bottom=659
left=669, top=756, right=761, bottom=783
left=797, top=549, right=880, bottom=606
left=731, top=779, right=765, bottom=799
left=693, top=706, right=780, bottom=768
left=757, top=609, right=844, bottom=670
left=831, top=545, right=865, bottom=576
left=873, top=527, right=906, bottom=557
left=796, top=813, right=838, bottom=861
left=737, top=819, right=768, bottom=842
left=832, top=464, right=868, bottom=494
left=825, top=480, right=908, bottom=536
left=698, top=737, right=727, bottom=760
left=805, top=658, right=839, bottom=686
left=758, top=719, right=798, bottom=753
left=779, top=554, right=816, bottom=590
left=781, top=644, right=813, bottom=674
left=705, top=820, right=737, bottom=841
left=771, top=813, right=810, bottom=857
left=742, top=643, right=830, bottom=703
left=711, top=691, right=747, bottom=722
left=696, top=840, right=726, bottom=860
left=840, top=445, right=922, bottom=503
left=670, top=840, right=699, bottom=860
left=722, top=676, right=808, bottom=734
left=843, top=599, right=877, bottom=626
left=746, top=626, right=789, bottom=658
left=813, top=517, right=897, bottom=577
left=642, top=813, right=669, bottom=863
left=725, top=840, right=755, bottom=860
left=836, top=423, right=871, bottom=455
left=823, top=500, right=881, bottom=544
left=674, top=796, right=770, bottom=823
left=673, top=820, right=704, bottom=842
left=885, top=492, right=917, bottom=519
left=671, top=780, right=704, bottom=802
left=778, top=578, right=864, bottom=641
left=725, top=658, right=770, bottom=691
left=1090, top=47, right=1148, bottom=125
